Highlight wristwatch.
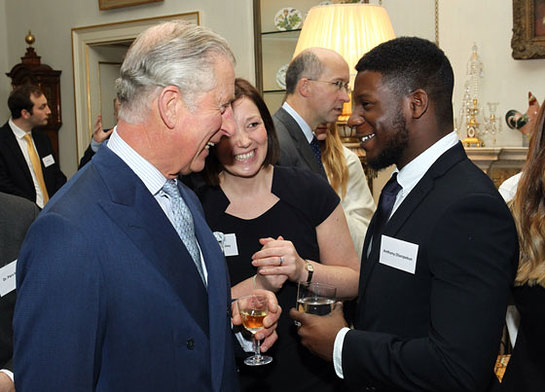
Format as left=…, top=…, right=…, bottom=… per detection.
left=305, top=261, right=314, bottom=284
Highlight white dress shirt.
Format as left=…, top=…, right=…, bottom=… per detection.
left=8, top=119, right=46, bottom=208
left=333, top=131, right=460, bottom=378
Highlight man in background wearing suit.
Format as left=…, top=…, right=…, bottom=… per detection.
left=273, top=47, right=351, bottom=179
left=14, top=21, right=279, bottom=391
left=0, top=85, right=66, bottom=208
left=291, top=37, right=518, bottom=391
left=0, top=192, right=39, bottom=392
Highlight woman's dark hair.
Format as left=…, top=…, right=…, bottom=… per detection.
left=202, top=78, right=279, bottom=185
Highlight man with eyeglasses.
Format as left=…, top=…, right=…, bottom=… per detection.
left=273, top=47, right=351, bottom=178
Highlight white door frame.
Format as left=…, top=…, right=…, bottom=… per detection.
left=71, top=12, right=199, bottom=159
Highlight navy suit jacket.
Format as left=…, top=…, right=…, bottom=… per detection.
left=0, top=122, right=66, bottom=204
left=272, top=107, right=327, bottom=179
left=14, top=146, right=238, bottom=391
left=343, top=143, right=518, bottom=392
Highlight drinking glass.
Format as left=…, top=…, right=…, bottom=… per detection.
left=237, top=294, right=273, bottom=366
left=297, top=282, right=337, bottom=316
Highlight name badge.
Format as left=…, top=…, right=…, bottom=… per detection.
left=42, top=154, right=55, bottom=168
left=213, top=232, right=239, bottom=257
left=223, top=233, right=239, bottom=257
left=379, top=235, right=418, bottom=274
left=0, top=260, right=17, bottom=297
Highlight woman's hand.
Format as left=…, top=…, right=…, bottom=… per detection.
left=252, top=236, right=306, bottom=283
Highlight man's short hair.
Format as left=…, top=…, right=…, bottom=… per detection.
left=116, top=20, right=235, bottom=122
left=8, top=85, right=44, bottom=119
left=285, top=49, right=324, bottom=96
left=356, top=37, right=454, bottom=126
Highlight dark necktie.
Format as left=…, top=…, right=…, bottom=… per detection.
left=309, top=136, right=325, bottom=172
left=372, top=173, right=402, bottom=248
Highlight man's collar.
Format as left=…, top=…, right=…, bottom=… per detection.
left=8, top=118, right=31, bottom=139
left=281, top=102, right=315, bottom=143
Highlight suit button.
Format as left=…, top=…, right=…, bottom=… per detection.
left=186, top=338, right=195, bottom=350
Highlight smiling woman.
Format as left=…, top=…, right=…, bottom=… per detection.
left=195, top=78, right=360, bottom=392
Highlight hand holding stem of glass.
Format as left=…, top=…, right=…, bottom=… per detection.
left=237, top=294, right=273, bottom=366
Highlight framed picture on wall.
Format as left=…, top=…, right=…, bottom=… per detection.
left=99, top=0, right=163, bottom=11
left=512, top=0, right=545, bottom=59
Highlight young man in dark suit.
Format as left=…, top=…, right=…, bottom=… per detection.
left=0, top=192, right=39, bottom=392
left=291, top=37, right=518, bottom=392
left=0, top=85, right=66, bottom=208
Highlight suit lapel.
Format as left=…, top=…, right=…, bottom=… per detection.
left=0, top=124, right=34, bottom=187
left=358, top=143, right=467, bottom=301
left=93, top=148, right=210, bottom=334
left=276, top=109, right=326, bottom=177
left=181, top=185, right=230, bottom=391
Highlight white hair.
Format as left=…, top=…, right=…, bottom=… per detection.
left=116, top=20, right=235, bottom=122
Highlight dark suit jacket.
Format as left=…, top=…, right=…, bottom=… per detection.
left=0, top=192, right=39, bottom=372
left=14, top=147, right=238, bottom=391
left=272, top=107, right=327, bottom=179
left=0, top=122, right=66, bottom=204
left=343, top=143, right=518, bottom=392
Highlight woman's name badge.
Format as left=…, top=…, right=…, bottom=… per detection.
left=379, top=235, right=418, bottom=274
left=213, top=232, right=239, bottom=257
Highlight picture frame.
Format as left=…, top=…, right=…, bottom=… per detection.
left=511, top=0, right=545, bottom=59
left=99, top=0, right=163, bottom=11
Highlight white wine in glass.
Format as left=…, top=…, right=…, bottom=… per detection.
left=237, top=294, right=273, bottom=366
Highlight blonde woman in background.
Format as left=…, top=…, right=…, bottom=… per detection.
left=499, top=102, right=545, bottom=391
left=314, top=123, right=375, bottom=259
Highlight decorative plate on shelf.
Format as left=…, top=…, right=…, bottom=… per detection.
left=276, top=64, right=289, bottom=90
left=274, top=8, right=303, bottom=31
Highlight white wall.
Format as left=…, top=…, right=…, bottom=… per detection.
left=1, top=0, right=544, bottom=177
left=0, top=0, right=10, bottom=121
left=1, top=0, right=255, bottom=177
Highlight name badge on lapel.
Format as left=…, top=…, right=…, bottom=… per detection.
left=42, top=154, right=55, bottom=168
left=0, top=260, right=17, bottom=296
left=379, top=235, right=419, bottom=274
left=213, top=232, right=239, bottom=257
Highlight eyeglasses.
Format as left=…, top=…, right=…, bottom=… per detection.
left=308, top=79, right=351, bottom=95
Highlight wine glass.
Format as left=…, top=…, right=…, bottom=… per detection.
left=237, top=294, right=273, bottom=366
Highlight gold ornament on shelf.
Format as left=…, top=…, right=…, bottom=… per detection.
left=462, top=98, right=484, bottom=147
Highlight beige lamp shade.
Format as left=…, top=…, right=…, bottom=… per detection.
left=293, top=4, right=395, bottom=74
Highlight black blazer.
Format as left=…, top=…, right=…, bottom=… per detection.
left=272, top=107, right=327, bottom=179
left=0, top=192, right=39, bottom=371
left=0, top=122, right=66, bottom=204
left=343, top=143, right=519, bottom=392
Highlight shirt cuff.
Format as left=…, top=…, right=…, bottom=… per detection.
left=333, top=327, right=351, bottom=379
left=0, top=369, right=14, bottom=382
left=90, top=137, right=102, bottom=152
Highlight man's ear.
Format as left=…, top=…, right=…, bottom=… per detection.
left=158, top=86, right=181, bottom=129
left=408, top=89, right=428, bottom=119
left=21, top=109, right=31, bottom=120
left=297, top=78, right=311, bottom=98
